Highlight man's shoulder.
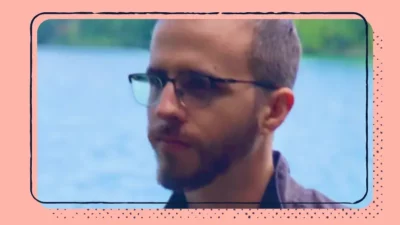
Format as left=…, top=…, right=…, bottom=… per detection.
left=281, top=176, right=346, bottom=208
left=273, top=151, right=347, bottom=209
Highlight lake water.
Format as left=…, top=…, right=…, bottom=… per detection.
left=36, top=45, right=374, bottom=209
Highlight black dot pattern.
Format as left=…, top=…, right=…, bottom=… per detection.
left=48, top=32, right=382, bottom=221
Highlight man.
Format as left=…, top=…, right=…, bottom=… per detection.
left=128, top=19, right=344, bottom=208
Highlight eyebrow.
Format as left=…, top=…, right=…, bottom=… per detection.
left=146, top=67, right=220, bottom=80
left=181, top=68, right=227, bottom=81
left=146, top=67, right=168, bottom=77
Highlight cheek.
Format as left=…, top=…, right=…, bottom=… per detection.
left=192, top=106, right=245, bottom=145
left=147, top=108, right=154, bottom=121
left=146, top=107, right=159, bottom=131
left=203, top=102, right=258, bottom=144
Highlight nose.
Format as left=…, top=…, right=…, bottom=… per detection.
left=153, top=82, right=185, bottom=121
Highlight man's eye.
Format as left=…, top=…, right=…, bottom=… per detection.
left=181, top=76, right=210, bottom=90
left=208, top=80, right=221, bottom=89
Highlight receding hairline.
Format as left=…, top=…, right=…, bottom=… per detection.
left=152, top=19, right=302, bottom=89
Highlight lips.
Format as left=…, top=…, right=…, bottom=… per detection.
left=157, top=137, right=190, bottom=152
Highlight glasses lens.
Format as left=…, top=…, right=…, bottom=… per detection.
left=130, top=74, right=161, bottom=106
left=178, top=74, right=212, bottom=107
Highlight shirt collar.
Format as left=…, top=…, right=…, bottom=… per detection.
left=164, top=150, right=287, bottom=209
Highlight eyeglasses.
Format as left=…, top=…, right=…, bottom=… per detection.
left=128, top=71, right=279, bottom=108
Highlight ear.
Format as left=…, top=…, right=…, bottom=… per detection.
left=261, top=87, right=295, bottom=133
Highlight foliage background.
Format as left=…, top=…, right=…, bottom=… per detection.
left=38, top=19, right=373, bottom=57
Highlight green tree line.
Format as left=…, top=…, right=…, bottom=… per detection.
left=38, top=19, right=373, bottom=57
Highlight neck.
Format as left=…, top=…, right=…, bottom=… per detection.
left=184, top=137, right=274, bottom=209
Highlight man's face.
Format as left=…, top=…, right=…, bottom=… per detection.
left=146, top=20, right=265, bottom=191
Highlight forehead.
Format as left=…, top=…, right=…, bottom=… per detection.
left=149, top=19, right=255, bottom=77
left=154, top=19, right=252, bottom=35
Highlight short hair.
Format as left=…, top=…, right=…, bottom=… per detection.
left=249, top=19, right=302, bottom=89
left=152, top=19, right=302, bottom=89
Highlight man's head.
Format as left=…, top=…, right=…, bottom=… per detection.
left=145, top=19, right=302, bottom=191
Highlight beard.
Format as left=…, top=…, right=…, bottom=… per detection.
left=155, top=144, right=231, bottom=192
left=149, top=120, right=259, bottom=192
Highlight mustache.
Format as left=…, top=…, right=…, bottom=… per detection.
left=148, top=121, right=183, bottom=138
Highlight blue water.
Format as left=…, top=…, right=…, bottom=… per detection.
left=36, top=45, right=374, bottom=209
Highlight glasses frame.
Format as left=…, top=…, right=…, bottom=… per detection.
left=128, top=72, right=279, bottom=108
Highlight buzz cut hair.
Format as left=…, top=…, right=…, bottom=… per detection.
left=249, top=19, right=302, bottom=89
